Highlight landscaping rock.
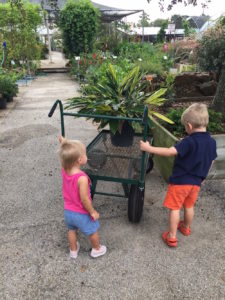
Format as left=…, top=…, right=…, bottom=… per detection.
left=174, top=72, right=217, bottom=98
left=198, top=81, right=218, bottom=96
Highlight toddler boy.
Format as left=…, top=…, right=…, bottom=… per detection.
left=140, top=103, right=217, bottom=247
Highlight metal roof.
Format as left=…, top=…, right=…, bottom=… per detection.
left=0, top=0, right=141, bottom=23
left=129, top=27, right=184, bottom=36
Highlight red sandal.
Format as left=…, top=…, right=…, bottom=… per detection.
left=178, top=221, right=191, bottom=236
left=162, top=231, right=177, bottom=247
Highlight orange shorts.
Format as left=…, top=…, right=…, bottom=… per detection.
left=164, top=184, right=200, bottom=210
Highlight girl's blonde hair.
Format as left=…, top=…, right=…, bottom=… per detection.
left=58, top=138, right=85, bottom=171
left=181, top=103, right=209, bottom=128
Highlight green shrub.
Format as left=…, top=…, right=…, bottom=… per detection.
left=0, top=75, right=18, bottom=99
left=195, top=26, right=225, bottom=76
left=0, top=1, right=42, bottom=67
left=59, top=0, right=100, bottom=57
left=40, top=44, right=49, bottom=59
left=165, top=107, right=224, bottom=137
left=117, top=42, right=173, bottom=77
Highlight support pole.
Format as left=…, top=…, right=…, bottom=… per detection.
left=142, top=10, right=144, bottom=43
left=46, top=17, right=52, bottom=63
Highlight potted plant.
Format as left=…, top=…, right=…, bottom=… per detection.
left=0, top=93, right=7, bottom=109
left=66, top=64, right=173, bottom=146
left=0, top=75, right=18, bottom=104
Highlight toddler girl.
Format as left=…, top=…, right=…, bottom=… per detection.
left=58, top=135, right=107, bottom=258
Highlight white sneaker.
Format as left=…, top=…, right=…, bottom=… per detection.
left=90, top=245, right=107, bottom=258
left=70, top=242, right=80, bottom=259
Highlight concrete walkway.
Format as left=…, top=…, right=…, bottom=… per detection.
left=40, top=51, right=68, bottom=69
left=0, top=70, right=225, bottom=299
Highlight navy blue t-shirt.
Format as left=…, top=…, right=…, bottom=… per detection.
left=169, top=132, right=217, bottom=186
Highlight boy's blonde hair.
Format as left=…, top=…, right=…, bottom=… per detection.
left=59, top=138, right=85, bottom=171
left=181, top=103, right=209, bottom=128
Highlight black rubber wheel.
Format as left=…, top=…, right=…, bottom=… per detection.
left=128, top=184, right=145, bottom=223
left=146, top=156, right=154, bottom=174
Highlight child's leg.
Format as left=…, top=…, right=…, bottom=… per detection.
left=169, top=209, right=180, bottom=238
left=68, top=230, right=78, bottom=251
left=89, top=231, right=107, bottom=258
left=89, top=231, right=100, bottom=250
left=183, top=207, right=194, bottom=228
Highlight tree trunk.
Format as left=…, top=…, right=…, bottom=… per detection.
left=212, top=65, right=225, bottom=122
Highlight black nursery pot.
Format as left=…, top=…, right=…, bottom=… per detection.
left=0, top=97, right=7, bottom=109
left=6, top=95, right=13, bottom=102
left=110, top=121, right=134, bottom=147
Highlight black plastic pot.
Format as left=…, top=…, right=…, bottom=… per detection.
left=110, top=121, right=134, bottom=147
left=0, top=97, right=7, bottom=109
left=6, top=96, right=13, bottom=102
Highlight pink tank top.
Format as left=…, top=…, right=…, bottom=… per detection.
left=62, top=169, right=92, bottom=214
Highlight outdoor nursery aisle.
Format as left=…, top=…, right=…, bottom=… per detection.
left=0, top=68, right=225, bottom=299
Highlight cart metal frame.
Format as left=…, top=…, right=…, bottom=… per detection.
left=48, top=99, right=152, bottom=222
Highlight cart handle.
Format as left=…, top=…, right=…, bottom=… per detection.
left=48, top=99, right=62, bottom=117
left=49, top=100, right=149, bottom=124
left=142, top=105, right=148, bottom=126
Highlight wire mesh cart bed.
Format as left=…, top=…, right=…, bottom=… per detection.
left=48, top=100, right=153, bottom=223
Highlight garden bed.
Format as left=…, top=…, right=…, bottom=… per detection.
left=157, top=98, right=225, bottom=137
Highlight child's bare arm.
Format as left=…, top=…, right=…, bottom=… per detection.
left=78, top=176, right=99, bottom=220
left=140, top=140, right=178, bottom=157
left=59, top=135, right=65, bottom=144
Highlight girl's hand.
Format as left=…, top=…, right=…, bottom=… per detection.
left=140, top=140, right=150, bottom=152
left=90, top=210, right=99, bottom=221
left=59, top=135, right=65, bottom=144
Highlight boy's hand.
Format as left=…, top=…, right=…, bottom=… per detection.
left=140, top=140, right=150, bottom=152
left=90, top=210, right=99, bottom=221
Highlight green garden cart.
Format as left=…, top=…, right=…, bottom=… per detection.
left=48, top=100, right=153, bottom=223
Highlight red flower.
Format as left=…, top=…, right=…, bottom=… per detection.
left=79, top=60, right=82, bottom=65
left=92, top=53, right=97, bottom=59
left=89, top=60, right=92, bottom=65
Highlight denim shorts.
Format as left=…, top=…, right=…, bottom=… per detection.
left=64, top=210, right=100, bottom=236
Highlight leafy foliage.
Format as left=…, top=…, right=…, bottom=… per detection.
left=195, top=26, right=225, bottom=77
left=156, top=20, right=168, bottom=43
left=137, top=12, right=151, bottom=28
left=0, top=74, right=18, bottom=99
left=59, top=0, right=100, bottom=57
left=165, top=107, right=224, bottom=137
left=66, top=64, right=172, bottom=134
left=117, top=42, right=173, bottom=77
left=147, top=0, right=211, bottom=12
left=0, top=1, right=42, bottom=66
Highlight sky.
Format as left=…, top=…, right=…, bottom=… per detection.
left=93, top=0, right=225, bottom=23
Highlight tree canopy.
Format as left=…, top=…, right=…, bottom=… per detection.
left=0, top=0, right=42, bottom=65
left=137, top=12, right=151, bottom=28
left=147, top=0, right=211, bottom=11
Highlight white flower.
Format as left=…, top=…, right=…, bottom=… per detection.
left=163, top=56, right=168, bottom=60
left=112, top=55, right=117, bottom=59
left=138, top=58, right=142, bottom=61
left=75, top=56, right=80, bottom=61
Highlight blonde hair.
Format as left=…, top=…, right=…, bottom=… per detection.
left=58, top=138, right=85, bottom=171
left=181, top=103, right=209, bottom=128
